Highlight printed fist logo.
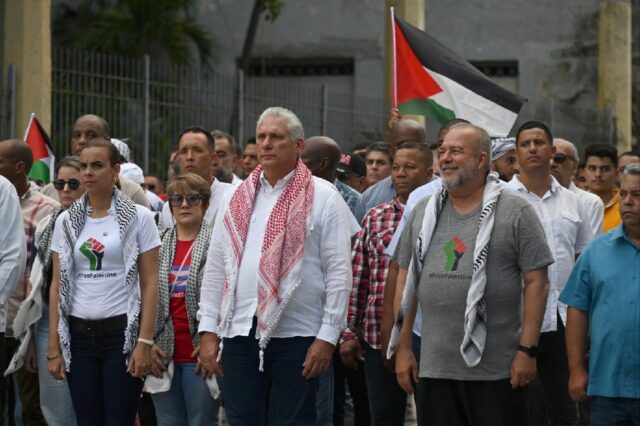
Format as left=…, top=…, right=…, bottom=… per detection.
left=80, top=237, right=105, bottom=271
left=443, top=236, right=466, bottom=272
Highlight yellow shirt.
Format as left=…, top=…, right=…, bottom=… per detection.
left=602, top=190, right=621, bottom=232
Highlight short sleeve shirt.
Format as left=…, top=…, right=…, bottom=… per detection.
left=395, top=191, right=554, bottom=380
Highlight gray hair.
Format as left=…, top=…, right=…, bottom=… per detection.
left=622, top=162, right=640, bottom=177
left=553, top=138, right=580, bottom=162
left=448, top=122, right=492, bottom=171
left=256, top=107, right=305, bottom=142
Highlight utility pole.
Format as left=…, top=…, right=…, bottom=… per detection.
left=598, top=0, right=632, bottom=151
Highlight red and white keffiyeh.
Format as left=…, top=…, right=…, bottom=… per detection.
left=218, top=160, right=314, bottom=368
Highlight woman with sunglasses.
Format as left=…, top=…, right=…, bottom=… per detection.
left=149, top=173, right=221, bottom=426
left=47, top=138, right=160, bottom=425
left=9, top=156, right=84, bottom=425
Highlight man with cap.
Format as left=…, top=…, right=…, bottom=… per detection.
left=491, top=137, right=519, bottom=182
left=337, top=152, right=367, bottom=194
left=552, top=139, right=604, bottom=236
left=40, top=114, right=150, bottom=208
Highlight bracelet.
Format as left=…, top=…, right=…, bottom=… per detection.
left=137, top=337, right=154, bottom=346
left=46, top=354, right=61, bottom=361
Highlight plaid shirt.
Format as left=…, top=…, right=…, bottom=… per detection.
left=342, top=197, right=403, bottom=349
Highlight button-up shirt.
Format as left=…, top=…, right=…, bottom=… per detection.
left=569, top=182, right=604, bottom=236
left=199, top=171, right=353, bottom=344
left=335, top=179, right=361, bottom=218
left=0, top=177, right=27, bottom=332
left=601, top=189, right=621, bottom=232
left=506, top=175, right=592, bottom=332
left=560, top=225, right=640, bottom=398
left=343, top=197, right=404, bottom=349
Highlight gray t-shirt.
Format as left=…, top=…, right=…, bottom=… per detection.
left=395, top=191, right=553, bottom=380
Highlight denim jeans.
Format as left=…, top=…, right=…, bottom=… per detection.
left=35, top=308, right=77, bottom=426
left=151, top=362, right=220, bottom=426
left=222, top=323, right=317, bottom=426
left=67, top=328, right=143, bottom=426
left=316, top=362, right=334, bottom=426
left=363, top=343, right=407, bottom=425
left=591, top=396, right=640, bottom=426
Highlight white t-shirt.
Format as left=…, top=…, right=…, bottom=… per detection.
left=51, top=205, right=160, bottom=320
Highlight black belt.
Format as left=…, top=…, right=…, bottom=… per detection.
left=69, top=314, right=127, bottom=337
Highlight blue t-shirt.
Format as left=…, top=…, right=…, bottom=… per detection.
left=560, top=225, right=640, bottom=398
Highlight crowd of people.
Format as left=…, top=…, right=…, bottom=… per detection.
left=0, top=105, right=638, bottom=426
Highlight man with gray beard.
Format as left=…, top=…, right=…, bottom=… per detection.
left=390, top=123, right=553, bottom=425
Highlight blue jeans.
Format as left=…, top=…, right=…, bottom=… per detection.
left=222, top=323, right=317, bottom=426
left=36, top=308, right=76, bottom=426
left=316, top=362, right=334, bottom=426
left=151, top=362, right=220, bottom=426
left=67, top=328, right=143, bottom=426
left=363, top=343, right=406, bottom=425
left=591, top=396, right=640, bottom=426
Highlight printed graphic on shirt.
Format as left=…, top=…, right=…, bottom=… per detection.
left=169, top=265, right=189, bottom=298
left=443, top=236, right=466, bottom=272
left=79, top=237, right=105, bottom=271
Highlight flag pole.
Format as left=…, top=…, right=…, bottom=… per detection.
left=390, top=7, right=398, bottom=108
left=23, top=113, right=35, bottom=142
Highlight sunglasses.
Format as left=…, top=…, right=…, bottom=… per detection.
left=553, top=153, right=575, bottom=164
left=53, top=178, right=81, bottom=190
left=168, top=193, right=203, bottom=207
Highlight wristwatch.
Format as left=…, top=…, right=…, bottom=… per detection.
left=518, top=345, right=538, bottom=358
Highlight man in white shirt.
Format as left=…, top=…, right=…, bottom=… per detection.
left=158, top=127, right=234, bottom=229
left=552, top=138, right=604, bottom=236
left=506, top=121, right=593, bottom=426
left=198, top=107, right=353, bottom=425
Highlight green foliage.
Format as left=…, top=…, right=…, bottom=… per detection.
left=53, top=0, right=215, bottom=67
left=263, top=0, right=284, bottom=22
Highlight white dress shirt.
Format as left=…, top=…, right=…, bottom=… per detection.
left=159, top=178, right=235, bottom=230
left=231, top=174, right=243, bottom=187
left=569, top=182, right=604, bottom=236
left=506, top=175, right=593, bottom=332
left=198, top=171, right=353, bottom=345
left=0, top=176, right=27, bottom=331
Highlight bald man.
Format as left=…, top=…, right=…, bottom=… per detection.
left=302, top=136, right=361, bottom=219
left=354, top=119, right=428, bottom=221
left=40, top=115, right=150, bottom=208
left=0, top=139, right=57, bottom=425
left=552, top=139, right=604, bottom=235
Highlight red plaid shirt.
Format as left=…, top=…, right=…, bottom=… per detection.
left=342, top=197, right=403, bottom=349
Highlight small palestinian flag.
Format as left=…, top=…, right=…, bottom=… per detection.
left=24, top=114, right=55, bottom=184
left=392, top=13, right=526, bottom=136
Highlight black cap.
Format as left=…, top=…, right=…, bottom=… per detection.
left=337, top=152, right=366, bottom=177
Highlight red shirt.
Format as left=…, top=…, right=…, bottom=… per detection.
left=169, top=239, right=195, bottom=363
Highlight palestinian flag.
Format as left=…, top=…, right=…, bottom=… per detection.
left=392, top=14, right=526, bottom=136
left=23, top=114, right=55, bottom=183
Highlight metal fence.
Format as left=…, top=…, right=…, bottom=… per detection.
left=51, top=48, right=387, bottom=177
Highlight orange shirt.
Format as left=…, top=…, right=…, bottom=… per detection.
left=602, top=190, right=621, bottom=232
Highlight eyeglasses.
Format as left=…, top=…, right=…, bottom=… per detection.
left=168, top=193, right=203, bottom=207
left=53, top=178, right=81, bottom=190
left=552, top=153, right=575, bottom=164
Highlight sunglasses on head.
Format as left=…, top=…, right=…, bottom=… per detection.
left=53, top=178, right=81, bottom=190
left=553, top=153, right=575, bottom=164
left=168, top=193, right=203, bottom=207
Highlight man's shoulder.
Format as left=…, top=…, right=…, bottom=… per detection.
left=213, top=179, right=236, bottom=194
left=574, top=187, right=604, bottom=207
left=361, top=176, right=392, bottom=198
left=28, top=189, right=60, bottom=209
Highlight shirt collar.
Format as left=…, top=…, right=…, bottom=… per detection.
left=390, top=196, right=404, bottom=211
left=510, top=174, right=559, bottom=197
left=605, top=189, right=620, bottom=209
left=608, top=224, right=640, bottom=249
left=259, top=168, right=296, bottom=191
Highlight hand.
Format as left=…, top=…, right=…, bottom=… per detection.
left=339, top=339, right=364, bottom=370
left=150, top=345, right=168, bottom=378
left=127, top=342, right=152, bottom=378
left=568, top=367, right=589, bottom=402
left=510, top=351, right=536, bottom=389
left=389, top=107, right=403, bottom=129
left=198, top=332, right=223, bottom=379
left=25, top=337, right=37, bottom=373
left=302, top=339, right=334, bottom=379
left=395, top=344, right=418, bottom=394
left=47, top=356, right=66, bottom=380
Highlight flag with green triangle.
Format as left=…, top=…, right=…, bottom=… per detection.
left=23, top=114, right=55, bottom=184
left=392, top=13, right=526, bottom=136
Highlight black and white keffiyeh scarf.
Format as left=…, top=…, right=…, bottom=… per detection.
left=154, top=222, right=212, bottom=361
left=387, top=172, right=503, bottom=367
left=57, top=189, right=139, bottom=370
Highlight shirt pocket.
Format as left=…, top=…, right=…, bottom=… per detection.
left=557, top=211, right=581, bottom=248
left=369, top=227, right=395, bottom=255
